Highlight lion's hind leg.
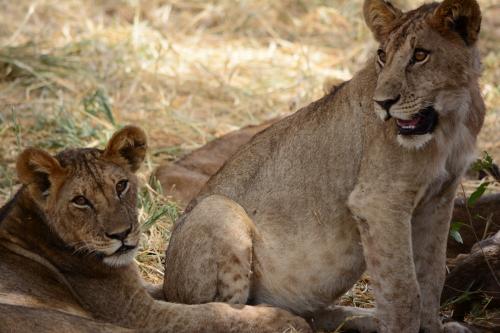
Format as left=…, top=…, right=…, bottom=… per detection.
left=164, top=194, right=254, bottom=305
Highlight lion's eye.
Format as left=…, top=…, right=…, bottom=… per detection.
left=116, top=180, right=129, bottom=196
left=413, top=49, right=429, bottom=63
left=72, top=195, right=90, bottom=208
left=377, top=49, right=386, bottom=66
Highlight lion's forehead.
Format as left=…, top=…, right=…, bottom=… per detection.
left=385, top=4, right=437, bottom=53
left=56, top=148, right=101, bottom=170
left=55, top=148, right=127, bottom=195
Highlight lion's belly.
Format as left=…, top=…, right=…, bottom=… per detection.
left=248, top=212, right=365, bottom=315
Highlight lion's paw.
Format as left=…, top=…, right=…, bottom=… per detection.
left=252, top=306, right=312, bottom=333
left=228, top=304, right=312, bottom=333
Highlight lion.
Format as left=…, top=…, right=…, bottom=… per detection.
left=163, top=0, right=485, bottom=332
left=0, top=126, right=311, bottom=333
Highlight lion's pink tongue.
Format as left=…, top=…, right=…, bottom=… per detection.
left=396, top=117, right=420, bottom=128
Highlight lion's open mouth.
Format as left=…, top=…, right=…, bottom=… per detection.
left=395, top=107, right=438, bottom=136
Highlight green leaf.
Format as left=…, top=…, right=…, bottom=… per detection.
left=450, top=221, right=463, bottom=232
left=449, top=221, right=464, bottom=244
left=440, top=282, right=477, bottom=308
left=471, top=151, right=494, bottom=172
left=468, top=181, right=489, bottom=207
left=138, top=177, right=180, bottom=230
left=449, top=229, right=463, bottom=244
left=82, top=89, right=116, bottom=126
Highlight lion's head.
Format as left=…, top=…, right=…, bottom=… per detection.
left=364, top=0, right=482, bottom=149
left=16, top=126, right=147, bottom=267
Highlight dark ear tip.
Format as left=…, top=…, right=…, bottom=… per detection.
left=120, top=125, right=146, bottom=135
left=16, top=147, right=46, bottom=170
left=104, top=125, right=148, bottom=172
left=363, top=0, right=402, bottom=43
left=118, top=125, right=148, bottom=146
left=16, top=147, right=63, bottom=185
left=17, top=147, right=41, bottom=159
left=16, top=148, right=34, bottom=177
left=432, top=0, right=482, bottom=45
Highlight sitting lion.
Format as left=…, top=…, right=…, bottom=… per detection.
left=163, top=0, right=485, bottom=332
left=0, top=126, right=310, bottom=333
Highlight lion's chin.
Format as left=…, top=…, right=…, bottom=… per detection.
left=397, top=133, right=433, bottom=150
left=102, top=245, right=138, bottom=267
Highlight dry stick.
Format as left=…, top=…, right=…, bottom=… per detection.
left=459, top=183, right=500, bottom=288
left=4, top=2, right=38, bottom=47
left=482, top=213, right=494, bottom=241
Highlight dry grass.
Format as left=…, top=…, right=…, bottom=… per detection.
left=0, top=0, right=499, bottom=327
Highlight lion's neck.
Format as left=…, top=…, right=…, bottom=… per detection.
left=0, top=188, right=59, bottom=249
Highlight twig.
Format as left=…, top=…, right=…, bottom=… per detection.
left=4, top=2, right=38, bottom=47
left=482, top=213, right=493, bottom=241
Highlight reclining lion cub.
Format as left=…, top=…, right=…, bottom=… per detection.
left=0, top=126, right=310, bottom=333
left=164, top=0, right=485, bottom=332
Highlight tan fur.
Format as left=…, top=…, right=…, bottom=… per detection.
left=163, top=1, right=485, bottom=332
left=0, top=126, right=310, bottom=333
left=155, top=119, right=280, bottom=206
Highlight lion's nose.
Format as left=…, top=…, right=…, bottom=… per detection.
left=374, top=94, right=400, bottom=111
left=106, top=226, right=132, bottom=241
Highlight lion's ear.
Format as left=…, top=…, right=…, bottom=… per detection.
left=430, top=0, right=481, bottom=46
left=17, top=148, right=65, bottom=198
left=103, top=126, right=147, bottom=172
left=364, top=0, right=402, bottom=43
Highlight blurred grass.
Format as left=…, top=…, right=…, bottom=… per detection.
left=0, top=0, right=498, bottom=325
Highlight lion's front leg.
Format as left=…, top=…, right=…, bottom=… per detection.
left=348, top=184, right=421, bottom=333
left=412, top=184, right=470, bottom=333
